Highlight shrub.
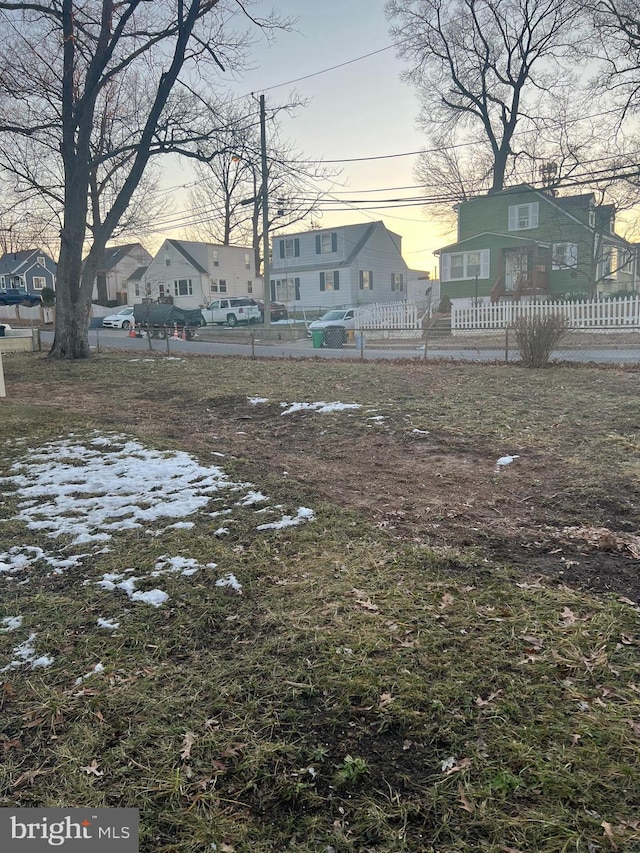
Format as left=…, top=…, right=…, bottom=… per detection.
left=510, top=312, right=570, bottom=368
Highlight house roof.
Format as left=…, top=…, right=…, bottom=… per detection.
left=101, top=243, right=142, bottom=270
left=167, top=239, right=208, bottom=274
left=435, top=232, right=551, bottom=255
left=0, top=248, right=53, bottom=274
left=126, top=266, right=148, bottom=282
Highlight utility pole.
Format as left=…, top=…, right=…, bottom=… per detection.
left=260, top=94, right=271, bottom=329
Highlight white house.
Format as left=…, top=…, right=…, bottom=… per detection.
left=92, top=243, right=153, bottom=305
left=269, top=221, right=422, bottom=309
left=128, top=239, right=259, bottom=308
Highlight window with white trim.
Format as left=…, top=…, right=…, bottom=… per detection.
left=508, top=203, right=539, bottom=231
left=359, top=270, right=373, bottom=290
left=247, top=281, right=253, bottom=293
left=219, top=278, right=227, bottom=293
left=552, top=243, right=578, bottom=270
left=37, top=256, right=45, bottom=266
left=134, top=282, right=140, bottom=297
left=391, top=273, right=404, bottom=292
left=441, top=249, right=490, bottom=281
left=32, top=276, right=46, bottom=290
left=316, top=232, right=337, bottom=254
left=320, top=270, right=339, bottom=291
left=245, top=253, right=251, bottom=269
left=213, top=250, right=219, bottom=267
left=1, top=277, right=6, bottom=291
left=174, top=278, right=193, bottom=296
left=273, top=278, right=298, bottom=301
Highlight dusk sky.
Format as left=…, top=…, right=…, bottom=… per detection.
left=162, top=0, right=453, bottom=278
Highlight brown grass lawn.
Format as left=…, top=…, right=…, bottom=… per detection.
left=0, top=351, right=639, bottom=853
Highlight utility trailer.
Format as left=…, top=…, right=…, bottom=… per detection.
left=132, top=304, right=206, bottom=340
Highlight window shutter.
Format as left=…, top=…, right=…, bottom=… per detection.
left=370, top=271, right=374, bottom=289
left=334, top=270, right=339, bottom=290
left=270, top=281, right=276, bottom=301
left=316, top=235, right=321, bottom=254
left=508, top=206, right=517, bottom=231
left=331, top=232, right=337, bottom=252
left=320, top=271, right=325, bottom=291
left=529, top=203, right=539, bottom=229
left=359, top=270, right=363, bottom=290
left=279, top=241, right=285, bottom=259
left=294, top=238, right=300, bottom=257
left=480, top=249, right=490, bottom=279
left=295, top=278, right=300, bottom=300
left=441, top=254, right=451, bottom=282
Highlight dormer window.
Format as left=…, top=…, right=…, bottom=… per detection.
left=508, top=203, right=538, bottom=231
left=37, top=256, right=45, bottom=266
left=589, top=210, right=595, bottom=228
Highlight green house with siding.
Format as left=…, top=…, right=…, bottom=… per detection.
left=436, top=185, right=638, bottom=302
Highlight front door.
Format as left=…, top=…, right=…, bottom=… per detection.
left=504, top=250, right=528, bottom=291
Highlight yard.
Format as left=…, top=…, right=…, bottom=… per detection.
left=1, top=351, right=639, bottom=852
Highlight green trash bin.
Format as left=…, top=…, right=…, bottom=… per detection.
left=311, top=329, right=324, bottom=349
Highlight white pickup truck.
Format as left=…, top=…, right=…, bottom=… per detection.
left=202, top=297, right=261, bottom=327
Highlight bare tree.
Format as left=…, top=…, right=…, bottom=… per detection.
left=0, top=0, right=284, bottom=358
left=387, top=0, right=585, bottom=194
left=588, top=0, right=640, bottom=122
left=186, top=97, right=337, bottom=274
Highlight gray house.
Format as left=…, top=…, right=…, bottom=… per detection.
left=0, top=248, right=56, bottom=297
left=269, top=221, right=416, bottom=309
left=92, top=243, right=153, bottom=305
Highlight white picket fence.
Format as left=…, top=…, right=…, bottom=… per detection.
left=452, top=297, right=640, bottom=331
left=355, top=301, right=421, bottom=335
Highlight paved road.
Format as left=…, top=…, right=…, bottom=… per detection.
left=39, top=329, right=640, bottom=364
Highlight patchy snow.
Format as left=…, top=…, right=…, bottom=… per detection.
left=97, top=618, right=119, bottom=631
left=215, top=573, right=243, bottom=593
left=151, top=555, right=217, bottom=577
left=2, top=433, right=243, bottom=546
left=237, top=490, right=268, bottom=506
left=280, top=401, right=362, bottom=416
left=248, top=396, right=268, bottom=405
left=96, top=571, right=168, bottom=607
left=1, top=632, right=54, bottom=671
left=495, top=454, right=520, bottom=473
left=74, top=662, right=104, bottom=685
left=257, top=507, right=316, bottom=531
left=0, top=546, right=86, bottom=576
left=214, top=527, right=229, bottom=536
left=1, top=615, right=23, bottom=632
left=411, top=429, right=430, bottom=435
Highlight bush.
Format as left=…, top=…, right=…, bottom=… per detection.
left=510, top=313, right=570, bottom=368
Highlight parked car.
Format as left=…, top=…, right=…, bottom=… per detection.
left=102, top=306, right=136, bottom=329
left=307, top=308, right=356, bottom=336
left=255, top=300, right=289, bottom=322
left=201, top=297, right=261, bottom=327
left=0, top=288, right=42, bottom=307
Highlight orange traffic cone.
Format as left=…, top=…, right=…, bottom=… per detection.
left=128, top=325, right=137, bottom=338
left=172, top=323, right=179, bottom=339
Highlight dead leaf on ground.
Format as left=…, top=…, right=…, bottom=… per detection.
left=475, top=690, right=502, bottom=707
left=439, top=592, right=455, bottom=609
left=80, top=759, right=103, bottom=777
left=458, top=783, right=475, bottom=813
left=12, top=768, right=50, bottom=788
left=622, top=718, right=640, bottom=737
left=378, top=692, right=394, bottom=709
left=355, top=598, right=379, bottom=612
left=181, top=731, right=196, bottom=760
left=601, top=820, right=618, bottom=849
left=559, top=606, right=578, bottom=626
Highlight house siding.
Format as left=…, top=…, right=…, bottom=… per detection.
left=270, top=222, right=409, bottom=309
left=441, top=187, right=637, bottom=300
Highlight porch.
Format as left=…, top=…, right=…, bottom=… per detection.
left=490, top=243, right=551, bottom=302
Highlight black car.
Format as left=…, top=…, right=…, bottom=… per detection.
left=0, top=288, right=42, bottom=307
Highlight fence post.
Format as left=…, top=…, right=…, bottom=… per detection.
left=251, top=329, right=255, bottom=359
left=95, top=327, right=100, bottom=354
left=505, top=327, right=509, bottom=363
left=423, top=329, right=428, bottom=361
left=165, top=327, right=170, bottom=355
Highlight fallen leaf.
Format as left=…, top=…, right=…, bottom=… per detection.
left=378, top=692, right=394, bottom=709
left=571, top=733, right=581, bottom=745
left=2, top=737, right=21, bottom=754
left=559, top=607, right=577, bottom=626
left=601, top=820, right=618, bottom=850
left=475, top=690, right=502, bottom=707
left=458, top=783, right=475, bottom=813
left=355, top=599, right=379, bottom=612
left=439, top=593, right=455, bottom=609
left=80, top=759, right=103, bottom=777
left=520, top=635, right=544, bottom=650
left=12, top=768, right=50, bottom=788
left=622, top=718, right=640, bottom=736
left=181, top=731, right=196, bottom=761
